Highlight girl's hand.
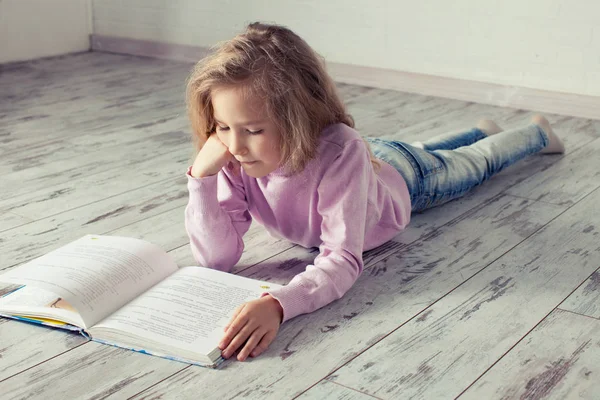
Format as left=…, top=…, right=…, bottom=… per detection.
left=190, top=134, right=236, bottom=178
left=219, top=295, right=283, bottom=361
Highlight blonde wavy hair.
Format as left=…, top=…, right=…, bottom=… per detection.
left=186, top=22, right=379, bottom=175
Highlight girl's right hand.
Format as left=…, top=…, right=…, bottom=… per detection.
left=190, top=134, right=236, bottom=178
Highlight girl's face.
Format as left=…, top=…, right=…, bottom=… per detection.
left=211, top=87, right=282, bottom=178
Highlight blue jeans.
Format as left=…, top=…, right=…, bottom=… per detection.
left=367, top=124, right=549, bottom=213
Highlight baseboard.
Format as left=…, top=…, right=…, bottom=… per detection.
left=91, top=34, right=208, bottom=63
left=91, top=34, right=600, bottom=120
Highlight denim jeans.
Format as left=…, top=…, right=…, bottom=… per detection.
left=366, top=124, right=549, bottom=213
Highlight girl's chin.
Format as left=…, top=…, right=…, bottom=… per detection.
left=242, top=162, right=280, bottom=178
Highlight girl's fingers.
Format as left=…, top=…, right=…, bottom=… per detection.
left=238, top=330, right=265, bottom=362
left=219, top=307, right=248, bottom=350
left=251, top=330, right=277, bottom=358
left=223, top=304, right=245, bottom=332
left=222, top=323, right=256, bottom=359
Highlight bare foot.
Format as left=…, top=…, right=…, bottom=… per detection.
left=532, top=115, right=565, bottom=154
left=477, top=119, right=503, bottom=136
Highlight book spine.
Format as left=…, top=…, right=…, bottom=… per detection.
left=89, top=337, right=223, bottom=369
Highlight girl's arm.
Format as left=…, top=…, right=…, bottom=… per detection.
left=185, top=165, right=252, bottom=271
left=266, top=139, right=375, bottom=322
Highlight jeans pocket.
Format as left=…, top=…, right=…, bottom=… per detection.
left=395, top=142, right=445, bottom=179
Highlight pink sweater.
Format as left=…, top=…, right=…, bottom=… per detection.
left=185, top=123, right=411, bottom=322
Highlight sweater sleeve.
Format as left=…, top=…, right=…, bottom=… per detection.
left=266, top=140, right=374, bottom=322
left=184, top=166, right=252, bottom=271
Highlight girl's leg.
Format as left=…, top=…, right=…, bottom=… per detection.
left=367, top=124, right=505, bottom=211
left=408, top=122, right=555, bottom=212
left=368, top=115, right=563, bottom=213
left=368, top=118, right=561, bottom=213
left=412, top=119, right=503, bottom=151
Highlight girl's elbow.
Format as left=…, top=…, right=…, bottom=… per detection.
left=190, top=244, right=239, bottom=273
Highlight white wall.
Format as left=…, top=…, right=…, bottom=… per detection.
left=0, top=0, right=91, bottom=64
left=92, top=0, right=600, bottom=97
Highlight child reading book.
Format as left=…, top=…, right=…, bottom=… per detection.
left=0, top=235, right=280, bottom=368
left=184, top=22, right=565, bottom=362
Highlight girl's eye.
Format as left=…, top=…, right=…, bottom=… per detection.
left=247, top=129, right=264, bottom=135
left=216, top=126, right=229, bottom=131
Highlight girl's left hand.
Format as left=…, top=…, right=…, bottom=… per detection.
left=219, top=295, right=283, bottom=361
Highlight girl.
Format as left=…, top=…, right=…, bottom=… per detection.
left=184, top=22, right=565, bottom=362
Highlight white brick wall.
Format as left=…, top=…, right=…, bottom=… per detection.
left=92, top=0, right=600, bottom=96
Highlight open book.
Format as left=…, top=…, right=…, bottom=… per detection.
left=0, top=235, right=280, bottom=368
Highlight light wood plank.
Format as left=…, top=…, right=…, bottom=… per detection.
left=0, top=212, right=32, bottom=232
left=0, top=98, right=183, bottom=164
left=297, top=380, right=381, bottom=400
left=0, top=317, right=88, bottom=382
left=0, top=147, right=189, bottom=221
left=167, top=243, right=197, bottom=266
left=324, top=188, right=600, bottom=399
left=1, top=118, right=190, bottom=201
left=0, top=342, right=185, bottom=400
left=126, top=194, right=562, bottom=400
left=460, top=309, right=600, bottom=400
left=560, top=270, right=600, bottom=319
left=347, top=90, right=470, bottom=137
left=506, top=138, right=600, bottom=206
left=1, top=79, right=187, bottom=146
left=0, top=54, right=187, bottom=117
left=0, top=91, right=186, bottom=165
left=0, top=59, right=190, bottom=173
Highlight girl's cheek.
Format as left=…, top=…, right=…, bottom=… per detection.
left=216, top=132, right=228, bottom=148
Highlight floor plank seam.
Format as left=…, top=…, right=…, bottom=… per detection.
left=0, top=146, right=188, bottom=204
left=1, top=142, right=186, bottom=188
left=165, top=240, right=298, bottom=273
left=104, top=204, right=188, bottom=236
left=556, top=308, right=600, bottom=321
left=453, top=305, right=560, bottom=399
left=0, top=174, right=184, bottom=237
left=126, top=365, right=192, bottom=400
left=503, top=193, right=573, bottom=206
left=296, top=379, right=384, bottom=400
left=0, top=211, right=35, bottom=232
left=5, top=211, right=32, bottom=220
left=0, top=338, right=89, bottom=384
left=235, top=244, right=301, bottom=274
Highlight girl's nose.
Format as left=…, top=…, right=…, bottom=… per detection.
left=228, top=132, right=248, bottom=156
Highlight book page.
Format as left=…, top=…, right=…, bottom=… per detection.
left=91, top=266, right=281, bottom=356
left=0, top=285, right=84, bottom=327
left=0, top=235, right=178, bottom=328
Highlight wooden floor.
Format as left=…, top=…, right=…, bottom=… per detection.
left=1, top=52, right=599, bottom=400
